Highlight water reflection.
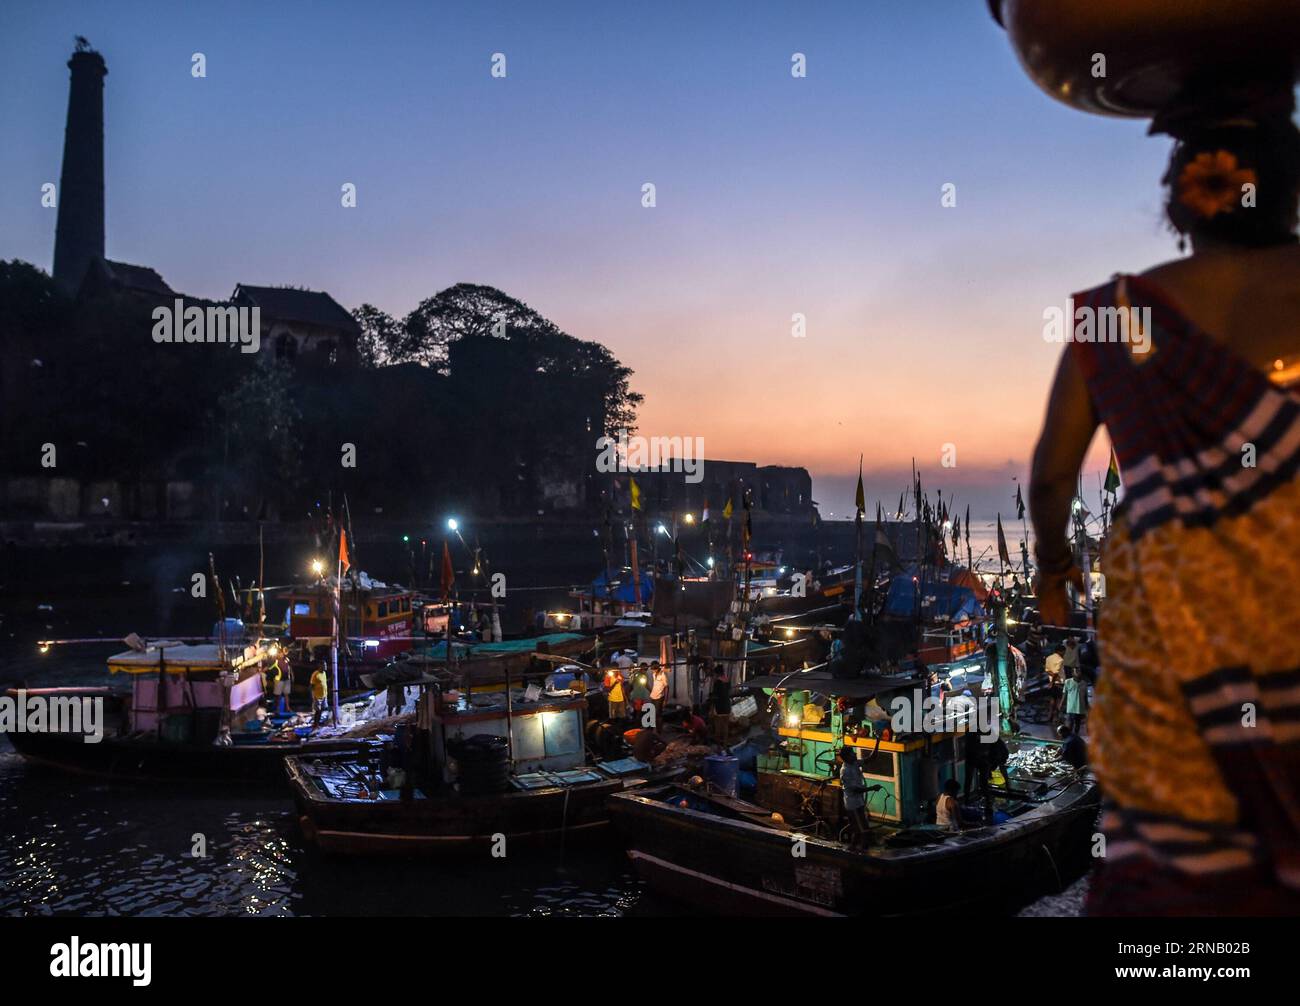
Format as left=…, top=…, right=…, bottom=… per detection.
left=0, top=747, right=646, bottom=917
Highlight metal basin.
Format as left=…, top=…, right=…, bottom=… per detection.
left=989, top=0, right=1300, bottom=117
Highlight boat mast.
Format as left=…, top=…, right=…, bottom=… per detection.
left=994, top=591, right=1012, bottom=736
left=865, top=501, right=881, bottom=625
left=1073, top=479, right=1094, bottom=626
left=331, top=529, right=343, bottom=725
left=853, top=455, right=864, bottom=613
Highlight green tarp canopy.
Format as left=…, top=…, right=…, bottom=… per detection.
left=421, top=632, right=585, bottom=660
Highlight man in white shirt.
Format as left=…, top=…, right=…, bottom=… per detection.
left=1063, top=637, right=1080, bottom=674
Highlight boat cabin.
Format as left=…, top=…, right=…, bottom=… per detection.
left=283, top=575, right=413, bottom=660
left=429, top=687, right=588, bottom=780
left=917, top=624, right=984, bottom=665
left=749, top=670, right=983, bottom=829
left=107, top=640, right=273, bottom=743
left=736, top=558, right=782, bottom=600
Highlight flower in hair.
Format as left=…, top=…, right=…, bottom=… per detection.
left=1177, top=150, right=1257, bottom=219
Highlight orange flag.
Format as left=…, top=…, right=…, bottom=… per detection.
left=441, top=540, right=455, bottom=601
left=338, top=529, right=350, bottom=573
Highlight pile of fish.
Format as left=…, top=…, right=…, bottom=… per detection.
left=1007, top=744, right=1073, bottom=780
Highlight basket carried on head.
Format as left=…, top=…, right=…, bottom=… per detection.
left=989, top=0, right=1300, bottom=118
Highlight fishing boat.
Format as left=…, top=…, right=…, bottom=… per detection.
left=281, top=570, right=415, bottom=668
left=608, top=667, right=1098, bottom=916
left=546, top=567, right=656, bottom=631
left=287, top=681, right=676, bottom=854
left=375, top=632, right=593, bottom=695
left=5, top=635, right=374, bottom=783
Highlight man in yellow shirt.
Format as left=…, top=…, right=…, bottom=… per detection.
left=310, top=665, right=329, bottom=727
left=605, top=668, right=627, bottom=721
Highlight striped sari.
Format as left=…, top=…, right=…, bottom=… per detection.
left=1072, top=274, right=1300, bottom=916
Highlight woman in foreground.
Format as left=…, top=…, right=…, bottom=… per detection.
left=1029, top=87, right=1300, bottom=915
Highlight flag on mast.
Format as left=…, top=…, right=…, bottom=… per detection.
left=855, top=462, right=866, bottom=520
left=339, top=528, right=351, bottom=574
left=874, top=505, right=896, bottom=565
left=208, top=553, right=224, bottom=621
left=440, top=541, right=455, bottom=601
left=1015, top=483, right=1025, bottom=521
left=630, top=477, right=642, bottom=511
left=1104, top=447, right=1122, bottom=495
left=997, top=514, right=1012, bottom=569
left=722, top=497, right=733, bottom=520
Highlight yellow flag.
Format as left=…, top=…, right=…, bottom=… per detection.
left=630, top=478, right=642, bottom=511
left=722, top=498, right=733, bottom=519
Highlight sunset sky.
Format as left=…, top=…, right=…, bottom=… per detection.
left=1, top=0, right=1184, bottom=519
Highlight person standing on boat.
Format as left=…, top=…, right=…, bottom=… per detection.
left=386, top=682, right=405, bottom=717
left=1062, top=636, right=1081, bottom=679
left=1030, top=81, right=1300, bottom=916
left=275, top=659, right=294, bottom=714
left=837, top=746, right=869, bottom=849
left=650, top=660, right=670, bottom=729
left=1009, top=643, right=1027, bottom=704
left=630, top=663, right=651, bottom=717
left=310, top=663, right=329, bottom=728
left=1062, top=666, right=1089, bottom=736
left=606, top=666, right=627, bottom=722
left=708, top=663, right=732, bottom=744
left=1044, top=644, right=1065, bottom=723
left=1025, top=615, right=1046, bottom=675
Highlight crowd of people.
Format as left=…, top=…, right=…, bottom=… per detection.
left=593, top=650, right=736, bottom=750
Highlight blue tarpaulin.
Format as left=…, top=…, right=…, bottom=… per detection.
left=883, top=570, right=983, bottom=621
left=587, top=569, right=655, bottom=605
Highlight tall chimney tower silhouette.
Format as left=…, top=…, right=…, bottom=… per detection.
left=53, top=38, right=107, bottom=293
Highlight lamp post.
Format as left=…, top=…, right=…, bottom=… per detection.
left=445, top=517, right=499, bottom=641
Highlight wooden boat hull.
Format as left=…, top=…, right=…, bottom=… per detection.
left=286, top=752, right=645, bottom=855
left=609, top=777, right=1100, bottom=916
left=4, top=686, right=371, bottom=784
left=6, top=727, right=371, bottom=784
